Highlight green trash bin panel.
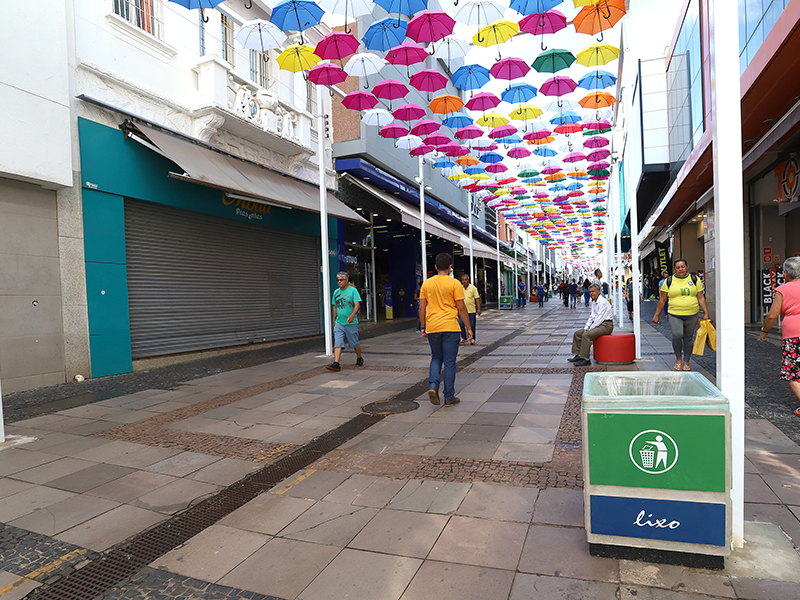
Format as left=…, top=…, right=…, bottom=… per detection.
left=499, top=295, right=514, bottom=309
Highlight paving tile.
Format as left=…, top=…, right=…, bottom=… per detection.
left=8, top=494, right=119, bottom=536
left=219, top=493, right=315, bottom=535
left=451, top=424, right=508, bottom=442
left=532, top=489, right=585, bottom=527
left=219, top=537, right=340, bottom=599
left=86, top=470, right=177, bottom=503
left=9, top=457, right=97, bottom=485
left=56, top=504, right=165, bottom=552
left=744, top=473, right=782, bottom=504
left=746, top=451, right=800, bottom=478
left=298, top=548, right=421, bottom=600
left=518, top=525, right=619, bottom=583
left=475, top=402, right=522, bottom=414
left=46, top=463, right=137, bottom=493
left=407, top=423, right=462, bottom=440
left=103, top=445, right=184, bottom=469
left=349, top=478, right=408, bottom=509
left=41, top=436, right=116, bottom=457
left=618, top=585, right=727, bottom=600
left=511, top=413, right=563, bottom=428
left=152, top=524, right=269, bottom=582
left=277, top=469, right=352, bottom=500
left=518, top=403, right=568, bottom=415
left=502, top=426, right=558, bottom=444
left=190, top=457, right=261, bottom=486
left=267, top=427, right=329, bottom=444
left=492, top=443, right=554, bottom=463
left=340, top=434, right=403, bottom=453
left=428, top=515, right=527, bottom=570
left=762, top=472, right=800, bottom=505
left=145, top=451, right=222, bottom=477
left=0, top=486, right=75, bottom=522
left=487, top=386, right=534, bottom=403
left=12, top=432, right=82, bottom=451
left=465, top=412, right=517, bottom=426
left=388, top=480, right=469, bottom=514
left=361, top=420, right=419, bottom=437
left=437, top=439, right=500, bottom=460
left=0, top=478, right=35, bottom=500
left=744, top=434, right=800, bottom=454
left=132, top=479, right=219, bottom=514
left=729, top=576, right=800, bottom=600
left=0, top=449, right=60, bottom=476
left=510, top=573, right=619, bottom=600
left=387, top=437, right=448, bottom=456
left=349, top=509, right=448, bottom=558
left=456, top=483, right=538, bottom=522
left=745, top=502, right=800, bottom=545
left=400, top=561, right=515, bottom=600
left=618, top=561, right=735, bottom=598
left=279, top=501, right=378, bottom=546
left=0, top=570, right=41, bottom=600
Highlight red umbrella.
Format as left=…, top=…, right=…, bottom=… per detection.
left=314, top=31, right=360, bottom=62
left=489, top=57, right=530, bottom=81
left=455, top=125, right=484, bottom=140
left=410, top=119, right=441, bottom=136
left=393, top=103, right=426, bottom=121
left=342, top=91, right=378, bottom=110
left=379, top=122, right=409, bottom=139
left=410, top=144, right=436, bottom=156
left=308, top=62, right=348, bottom=85
left=554, top=123, right=583, bottom=134
left=409, top=69, right=448, bottom=93
left=489, top=124, right=517, bottom=139
left=407, top=10, right=455, bottom=44
left=465, top=92, right=501, bottom=111
left=424, top=132, right=451, bottom=146
left=497, top=177, right=517, bottom=184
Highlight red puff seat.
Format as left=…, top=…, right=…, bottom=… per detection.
left=593, top=332, right=636, bottom=364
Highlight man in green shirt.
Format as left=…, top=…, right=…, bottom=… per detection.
left=326, top=271, right=363, bottom=372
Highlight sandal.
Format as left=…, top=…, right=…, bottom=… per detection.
left=682, top=363, right=691, bottom=371
left=673, top=361, right=682, bottom=371
left=793, top=407, right=800, bottom=417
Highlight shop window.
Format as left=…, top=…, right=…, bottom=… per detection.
left=221, top=14, right=235, bottom=66
left=114, top=0, right=163, bottom=38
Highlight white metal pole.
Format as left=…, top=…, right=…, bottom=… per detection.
left=468, top=193, right=475, bottom=282
left=496, top=229, right=501, bottom=306
left=318, top=84, right=333, bottom=357
left=370, top=212, right=377, bottom=324
left=710, top=0, right=745, bottom=548
left=419, top=155, right=427, bottom=282
left=630, top=161, right=642, bottom=357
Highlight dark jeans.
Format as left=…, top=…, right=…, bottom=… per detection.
left=669, top=312, right=700, bottom=361
left=584, top=289, right=590, bottom=306
left=538, top=295, right=544, bottom=307
left=459, top=312, right=477, bottom=342
left=517, top=295, right=526, bottom=307
left=427, top=331, right=460, bottom=402
left=569, top=294, right=577, bottom=308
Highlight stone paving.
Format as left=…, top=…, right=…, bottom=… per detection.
left=1, top=303, right=800, bottom=599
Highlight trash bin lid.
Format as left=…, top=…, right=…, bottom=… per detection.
left=582, top=372, right=728, bottom=411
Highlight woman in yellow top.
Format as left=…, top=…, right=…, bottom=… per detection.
left=652, top=258, right=711, bottom=371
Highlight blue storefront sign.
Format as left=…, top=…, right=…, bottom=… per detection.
left=590, top=495, right=726, bottom=547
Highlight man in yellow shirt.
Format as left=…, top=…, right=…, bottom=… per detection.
left=459, top=274, right=481, bottom=346
left=419, top=253, right=472, bottom=407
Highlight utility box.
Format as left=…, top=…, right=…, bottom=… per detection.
left=582, top=372, right=731, bottom=568
left=499, top=295, right=514, bottom=310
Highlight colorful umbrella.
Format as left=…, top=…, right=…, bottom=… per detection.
left=380, top=122, right=410, bottom=139
left=270, top=0, right=324, bottom=45
left=342, top=90, right=378, bottom=110
left=317, top=0, right=374, bottom=33
left=452, top=64, right=492, bottom=92
left=424, top=132, right=451, bottom=146
left=508, top=147, right=531, bottom=159
left=432, top=35, right=471, bottom=67
left=518, top=10, right=567, bottom=49
left=586, top=148, right=611, bottom=161
left=362, top=108, right=394, bottom=127
left=480, top=151, right=504, bottom=163
left=539, top=75, right=578, bottom=97
left=395, top=134, right=424, bottom=149
left=393, top=103, right=426, bottom=121
left=410, top=144, right=436, bottom=156
left=486, top=163, right=508, bottom=173
left=584, top=119, right=612, bottom=130
left=409, top=69, right=448, bottom=94
left=476, top=112, right=510, bottom=127
left=457, top=155, right=480, bottom=166
left=466, top=92, right=501, bottom=111
left=563, top=151, right=588, bottom=163
left=277, top=44, right=321, bottom=73
left=531, top=48, right=576, bottom=73
left=489, top=124, right=518, bottom=139
left=314, top=31, right=360, bottom=62
left=407, top=10, right=455, bottom=43
left=490, top=56, right=531, bottom=82
left=344, top=52, right=387, bottom=88
left=577, top=69, right=617, bottom=90
left=555, top=123, right=583, bottom=134
left=579, top=91, right=617, bottom=109
left=454, top=0, right=506, bottom=27
left=550, top=111, right=582, bottom=125
left=363, top=17, right=408, bottom=52
left=387, top=41, right=429, bottom=67
left=429, top=94, right=464, bottom=114
left=235, top=20, right=286, bottom=53
left=583, top=135, right=609, bottom=148
left=410, top=119, right=441, bottom=136
left=474, top=20, right=519, bottom=59
left=509, top=0, right=560, bottom=15
left=373, top=80, right=409, bottom=104
left=374, top=0, right=429, bottom=20
left=434, top=158, right=457, bottom=168
left=455, top=125, right=484, bottom=139
left=509, top=104, right=543, bottom=121
left=308, top=61, right=348, bottom=85
left=500, top=82, right=538, bottom=104
left=573, top=0, right=626, bottom=42
left=576, top=42, right=620, bottom=67
left=442, top=112, right=473, bottom=128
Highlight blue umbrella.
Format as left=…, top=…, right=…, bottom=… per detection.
left=566, top=182, right=583, bottom=190
left=442, top=112, right=474, bottom=128
left=434, top=158, right=456, bottom=168
left=465, top=166, right=486, bottom=174
left=480, top=152, right=504, bottom=163
left=374, top=0, right=428, bottom=17
left=549, top=111, right=582, bottom=125
left=578, top=70, right=617, bottom=91
left=362, top=17, right=408, bottom=51
left=521, top=177, right=541, bottom=184
left=509, top=0, right=560, bottom=16
left=496, top=135, right=523, bottom=144
left=549, top=183, right=567, bottom=192
left=270, top=0, right=324, bottom=44
left=500, top=82, right=538, bottom=105
left=452, top=64, right=491, bottom=92
left=533, top=146, right=557, bottom=157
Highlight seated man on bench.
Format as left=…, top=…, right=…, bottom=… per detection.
left=569, top=283, right=614, bottom=367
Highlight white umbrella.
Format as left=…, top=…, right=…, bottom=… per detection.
left=362, top=108, right=394, bottom=127
left=452, top=0, right=506, bottom=27
left=432, top=35, right=471, bottom=63
left=345, top=52, right=387, bottom=77
left=235, top=20, right=287, bottom=52
left=441, top=166, right=462, bottom=177
left=318, top=0, right=374, bottom=16
left=395, top=134, right=423, bottom=149
left=545, top=99, right=581, bottom=112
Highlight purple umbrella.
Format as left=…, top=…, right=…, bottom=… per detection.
left=489, top=57, right=530, bottom=82
left=393, top=103, right=426, bottom=121
left=379, top=122, right=409, bottom=139
left=410, top=119, right=441, bottom=136
left=540, top=75, right=578, bottom=97
left=455, top=125, right=484, bottom=140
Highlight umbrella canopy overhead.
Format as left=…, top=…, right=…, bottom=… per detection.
left=277, top=44, right=321, bottom=72
left=308, top=61, right=348, bottom=84
left=409, top=69, right=448, bottom=93
left=362, top=17, right=408, bottom=51
left=314, top=31, right=359, bottom=61
left=490, top=56, right=531, bottom=81
left=407, top=10, right=455, bottom=43
left=235, top=20, right=287, bottom=52
left=342, top=90, right=378, bottom=110
left=429, top=94, right=465, bottom=114
left=452, top=64, right=492, bottom=92
left=532, top=48, right=576, bottom=73
left=270, top=0, right=324, bottom=44
left=393, top=103, right=426, bottom=121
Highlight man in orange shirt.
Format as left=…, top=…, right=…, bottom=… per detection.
left=419, top=253, right=472, bottom=407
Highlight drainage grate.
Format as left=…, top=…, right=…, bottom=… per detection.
left=27, top=413, right=383, bottom=600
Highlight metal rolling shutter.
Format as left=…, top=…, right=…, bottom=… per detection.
left=124, top=200, right=321, bottom=358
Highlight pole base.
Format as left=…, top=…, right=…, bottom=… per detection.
left=589, top=543, right=725, bottom=570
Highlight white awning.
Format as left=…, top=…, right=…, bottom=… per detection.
left=459, top=234, right=499, bottom=261
left=134, top=123, right=365, bottom=223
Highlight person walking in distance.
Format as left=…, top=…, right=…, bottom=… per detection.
left=536, top=281, right=545, bottom=308
left=583, top=277, right=591, bottom=307
left=569, top=279, right=579, bottom=309
left=326, top=272, right=363, bottom=372
left=568, top=283, right=614, bottom=367
left=517, top=279, right=527, bottom=308
left=459, top=274, right=481, bottom=345
left=419, top=253, right=472, bottom=407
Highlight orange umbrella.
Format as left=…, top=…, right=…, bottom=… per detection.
left=456, top=155, right=479, bottom=165
left=567, top=170, right=588, bottom=177
left=429, top=94, right=464, bottom=114
left=527, top=136, right=555, bottom=145
left=545, top=172, right=565, bottom=181
left=579, top=91, right=617, bottom=109
left=574, top=0, right=626, bottom=40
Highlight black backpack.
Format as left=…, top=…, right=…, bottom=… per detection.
left=666, top=274, right=698, bottom=288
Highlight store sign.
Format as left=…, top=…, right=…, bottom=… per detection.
left=586, top=413, right=726, bottom=492
left=590, top=495, right=726, bottom=547
left=762, top=268, right=785, bottom=309
left=780, top=156, right=800, bottom=202
left=655, top=241, right=671, bottom=278
left=223, top=194, right=272, bottom=221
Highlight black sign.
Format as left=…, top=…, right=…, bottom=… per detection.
left=655, top=241, right=671, bottom=278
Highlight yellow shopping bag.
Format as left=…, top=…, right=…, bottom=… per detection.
left=705, top=319, right=716, bottom=351
left=693, top=320, right=708, bottom=356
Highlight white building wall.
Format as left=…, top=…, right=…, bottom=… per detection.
left=640, top=58, right=670, bottom=165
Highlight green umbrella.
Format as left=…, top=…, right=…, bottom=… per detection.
left=588, top=169, right=610, bottom=177
left=532, top=48, right=576, bottom=73
left=518, top=168, right=540, bottom=177
left=583, top=127, right=612, bottom=135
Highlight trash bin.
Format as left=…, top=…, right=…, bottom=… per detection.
left=582, top=372, right=731, bottom=568
left=499, top=295, right=513, bottom=310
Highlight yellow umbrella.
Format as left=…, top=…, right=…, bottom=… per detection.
left=476, top=112, right=510, bottom=127
left=470, top=173, right=491, bottom=180
left=277, top=44, right=321, bottom=72
left=576, top=42, right=620, bottom=67
left=495, top=188, right=509, bottom=196
left=474, top=20, right=518, bottom=59
left=508, top=104, right=543, bottom=121
left=573, top=0, right=601, bottom=5
left=449, top=172, right=470, bottom=180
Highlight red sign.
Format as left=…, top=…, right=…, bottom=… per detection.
left=774, top=255, right=781, bottom=263
left=764, top=255, right=772, bottom=263
left=763, top=247, right=772, bottom=255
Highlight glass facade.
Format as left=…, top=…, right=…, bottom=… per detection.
left=667, top=0, right=703, bottom=179
left=739, top=0, right=789, bottom=74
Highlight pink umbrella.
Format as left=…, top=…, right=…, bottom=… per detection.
left=584, top=119, right=612, bottom=130
left=410, top=119, right=441, bottom=136
left=308, top=62, right=348, bottom=85
left=584, top=135, right=610, bottom=149
left=472, top=140, right=497, bottom=151
left=586, top=148, right=611, bottom=161
left=455, top=125, right=484, bottom=140
left=540, top=76, right=578, bottom=97
left=439, top=142, right=465, bottom=156
left=409, top=69, right=448, bottom=93
left=465, top=92, right=501, bottom=111
left=342, top=91, right=378, bottom=110
left=424, top=132, right=451, bottom=146
left=563, top=151, right=588, bottom=163
left=508, top=147, right=531, bottom=159
left=379, top=122, right=409, bottom=139
left=524, top=128, right=552, bottom=140
left=486, top=163, right=508, bottom=173
left=407, top=10, right=455, bottom=44
left=373, top=79, right=409, bottom=100
left=314, top=31, right=360, bottom=62
left=533, top=192, right=549, bottom=198
left=519, top=10, right=567, bottom=35
left=489, top=57, right=530, bottom=81
left=387, top=41, right=429, bottom=77
left=489, top=124, right=517, bottom=139
left=410, top=144, right=436, bottom=156
left=587, top=161, right=610, bottom=171
left=568, top=190, right=584, bottom=198
left=511, top=187, right=528, bottom=195
left=541, top=166, right=563, bottom=175
left=393, top=103, right=426, bottom=121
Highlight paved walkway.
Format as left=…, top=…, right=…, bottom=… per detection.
left=1, top=304, right=800, bottom=600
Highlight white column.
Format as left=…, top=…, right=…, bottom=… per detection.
left=496, top=230, right=501, bottom=305
left=629, top=161, right=642, bottom=357
left=318, top=84, right=333, bottom=357
left=468, top=193, right=475, bottom=282
left=370, top=212, right=377, bottom=324
left=710, top=0, right=745, bottom=548
left=419, top=155, right=427, bottom=282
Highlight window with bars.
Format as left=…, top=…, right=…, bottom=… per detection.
left=249, top=50, right=270, bottom=88
left=114, top=0, right=163, bottom=38
left=199, top=11, right=205, bottom=56
left=221, top=14, right=235, bottom=65
left=306, top=79, right=317, bottom=114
